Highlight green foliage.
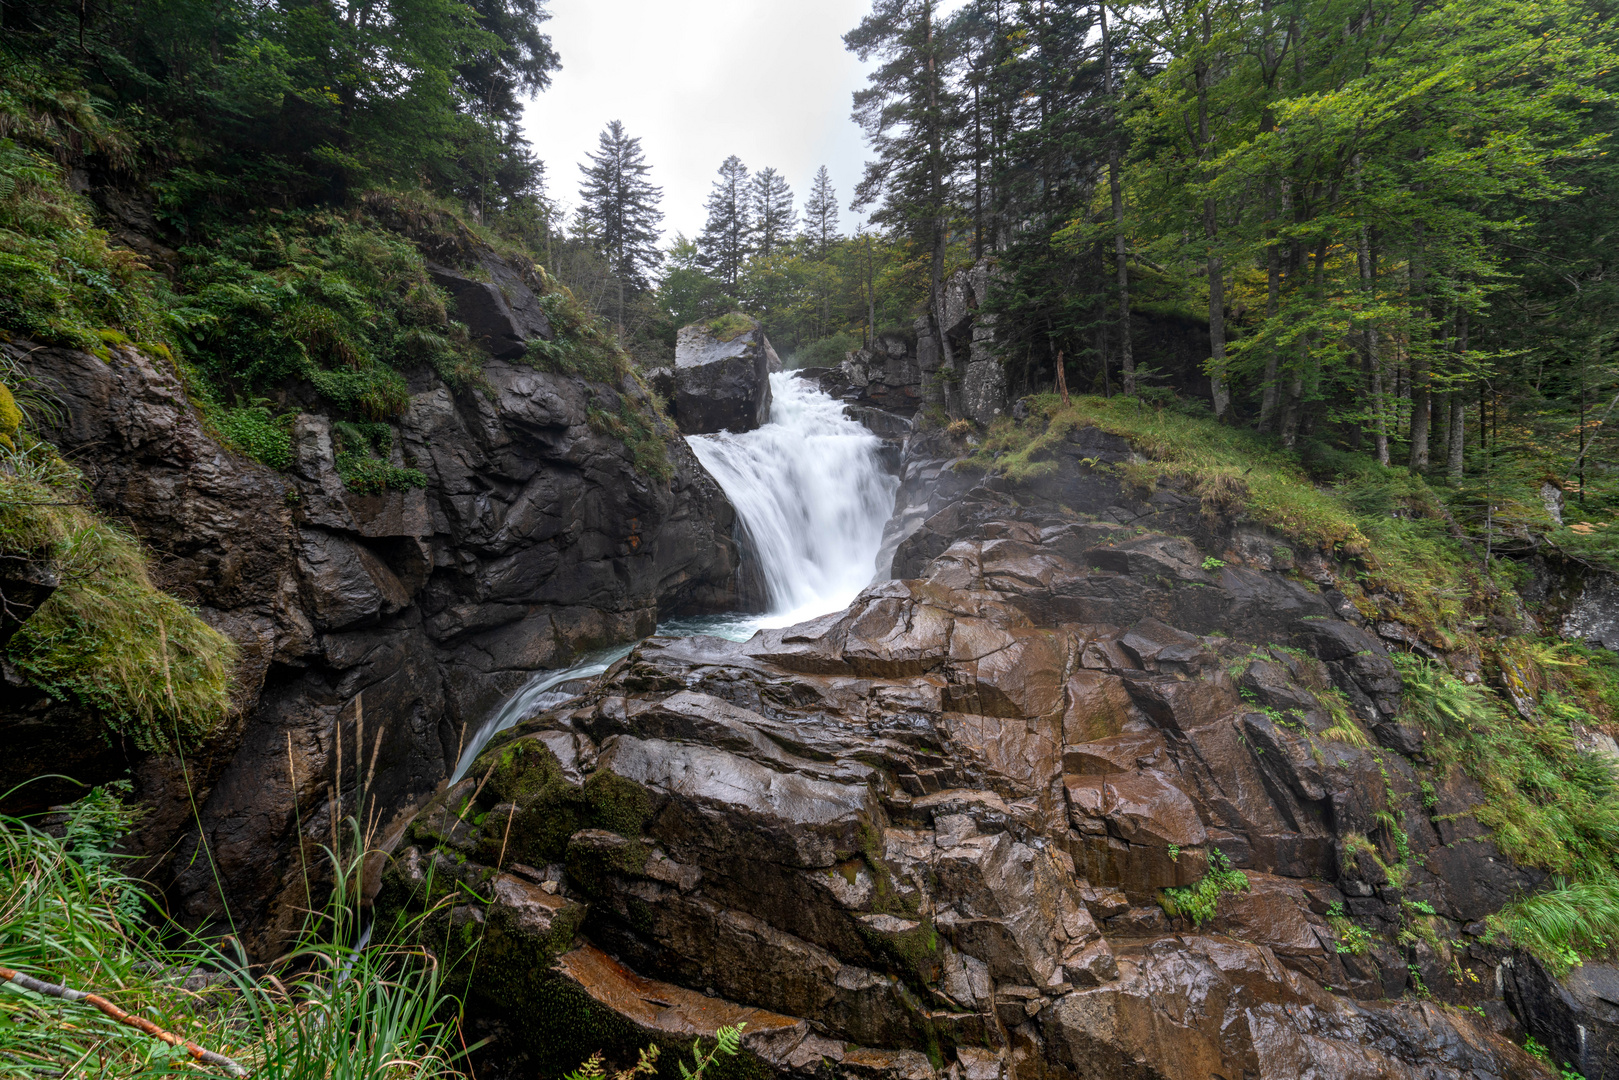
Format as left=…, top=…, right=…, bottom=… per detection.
left=214, top=404, right=294, bottom=470
left=528, top=287, right=634, bottom=385
left=1524, top=1034, right=1589, bottom=1079
left=585, top=396, right=672, bottom=483
left=705, top=312, right=755, bottom=342
left=1, top=789, right=472, bottom=1078
left=178, top=214, right=470, bottom=418
left=678, top=1024, right=744, bottom=1080
left=1, top=434, right=236, bottom=751
left=1326, top=901, right=1378, bottom=955
left=333, top=421, right=427, bottom=494
left=787, top=331, right=860, bottom=369
left=0, top=138, right=170, bottom=352
left=1159, top=847, right=1249, bottom=926
left=1401, top=653, right=1619, bottom=972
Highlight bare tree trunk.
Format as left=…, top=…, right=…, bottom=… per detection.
left=1353, top=159, right=1388, bottom=464
left=1407, top=220, right=1430, bottom=470
left=1102, top=2, right=1133, bottom=394
left=1257, top=235, right=1281, bottom=431
left=1448, top=308, right=1467, bottom=483
left=1196, top=28, right=1229, bottom=420
left=1207, top=249, right=1230, bottom=418
left=1409, top=358, right=1431, bottom=469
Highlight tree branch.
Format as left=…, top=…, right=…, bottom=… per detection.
left=0, top=966, right=247, bottom=1076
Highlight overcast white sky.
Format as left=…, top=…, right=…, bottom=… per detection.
left=520, top=0, right=878, bottom=245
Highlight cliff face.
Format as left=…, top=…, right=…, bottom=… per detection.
left=0, top=305, right=745, bottom=950
left=381, top=423, right=1557, bottom=1080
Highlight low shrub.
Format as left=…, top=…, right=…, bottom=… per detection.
left=214, top=404, right=294, bottom=470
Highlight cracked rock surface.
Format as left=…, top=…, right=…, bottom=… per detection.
left=385, top=428, right=1546, bottom=1080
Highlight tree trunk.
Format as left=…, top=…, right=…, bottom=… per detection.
left=1407, top=218, right=1430, bottom=470
left=1448, top=308, right=1467, bottom=483
left=1207, top=247, right=1230, bottom=418
left=1409, top=358, right=1431, bottom=469
left=1101, top=2, right=1133, bottom=395
left=1257, top=238, right=1281, bottom=432
left=1195, top=28, right=1229, bottom=420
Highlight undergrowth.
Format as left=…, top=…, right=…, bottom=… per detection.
left=0, top=785, right=472, bottom=1079
left=0, top=138, right=171, bottom=353
left=1, top=441, right=236, bottom=750
left=1159, top=847, right=1249, bottom=925
left=1403, top=653, right=1619, bottom=974
left=967, top=394, right=1509, bottom=636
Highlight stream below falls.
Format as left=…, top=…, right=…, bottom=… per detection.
left=450, top=372, right=900, bottom=782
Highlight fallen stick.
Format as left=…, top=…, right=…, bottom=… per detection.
left=0, top=965, right=247, bottom=1076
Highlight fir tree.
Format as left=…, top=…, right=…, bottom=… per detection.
left=698, top=155, right=752, bottom=290
left=801, top=166, right=841, bottom=254
left=847, top=0, right=967, bottom=408
left=749, top=167, right=797, bottom=258
left=577, top=120, right=663, bottom=331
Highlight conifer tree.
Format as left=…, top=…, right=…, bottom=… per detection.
left=577, top=120, right=663, bottom=332
left=846, top=0, right=966, bottom=408
left=698, top=155, right=753, bottom=290
left=750, top=167, right=797, bottom=258
left=801, top=166, right=841, bottom=254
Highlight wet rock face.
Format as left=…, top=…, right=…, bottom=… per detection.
left=2, top=332, right=746, bottom=952
left=799, top=332, right=925, bottom=419
left=426, top=257, right=553, bottom=359
left=386, top=435, right=1543, bottom=1080
left=1504, top=954, right=1619, bottom=1079
left=654, top=321, right=779, bottom=435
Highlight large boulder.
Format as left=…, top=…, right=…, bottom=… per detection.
left=656, top=317, right=778, bottom=435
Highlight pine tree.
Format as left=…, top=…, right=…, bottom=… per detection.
left=847, top=0, right=967, bottom=408
left=801, top=166, right=841, bottom=254
left=749, top=167, right=797, bottom=258
left=698, top=155, right=752, bottom=290
left=577, top=120, right=663, bottom=332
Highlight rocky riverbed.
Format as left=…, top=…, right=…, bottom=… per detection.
left=381, top=423, right=1560, bottom=1080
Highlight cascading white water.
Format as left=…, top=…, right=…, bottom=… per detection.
left=448, top=372, right=899, bottom=782
left=688, top=372, right=900, bottom=628
left=448, top=643, right=635, bottom=783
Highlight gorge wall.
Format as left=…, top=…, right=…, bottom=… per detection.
left=0, top=251, right=749, bottom=953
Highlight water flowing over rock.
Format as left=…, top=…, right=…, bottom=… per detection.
left=384, top=423, right=1545, bottom=1080
left=688, top=373, right=900, bottom=628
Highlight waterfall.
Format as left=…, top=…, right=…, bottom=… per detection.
left=449, top=372, right=899, bottom=783
left=449, top=644, right=635, bottom=783
left=688, top=372, right=900, bottom=628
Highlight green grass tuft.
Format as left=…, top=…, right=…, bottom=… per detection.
left=2, top=436, right=236, bottom=751
left=704, top=312, right=755, bottom=343
left=1, top=786, right=472, bottom=1078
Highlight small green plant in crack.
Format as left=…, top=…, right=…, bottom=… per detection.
left=332, top=420, right=426, bottom=493
left=1327, top=901, right=1377, bottom=955
left=1202, top=555, right=1226, bottom=571
left=1167, top=843, right=1180, bottom=862
left=1159, top=847, right=1248, bottom=925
